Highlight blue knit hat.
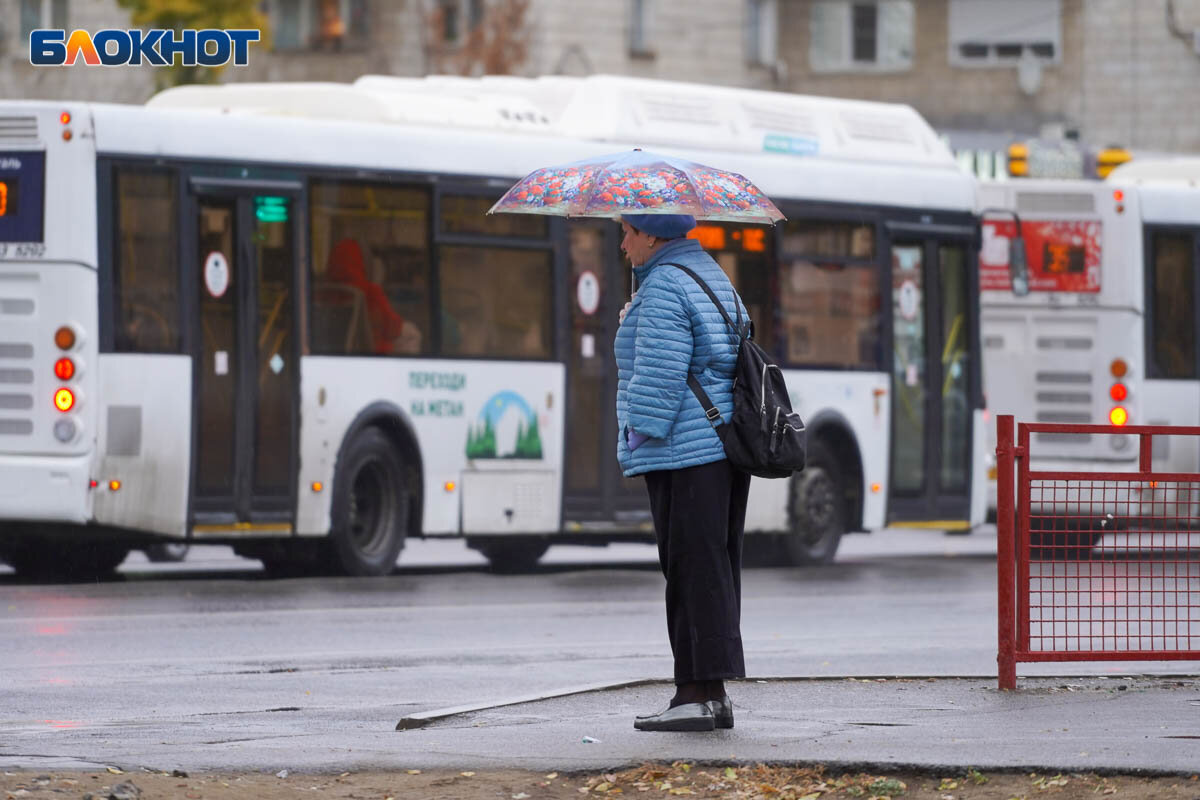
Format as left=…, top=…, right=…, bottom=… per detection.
left=621, top=213, right=696, bottom=239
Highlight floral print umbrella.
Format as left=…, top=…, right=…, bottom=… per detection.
left=488, top=149, right=784, bottom=225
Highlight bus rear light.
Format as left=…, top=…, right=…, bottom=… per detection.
left=1113, top=189, right=1124, bottom=203
left=871, top=482, right=881, bottom=493
left=89, top=479, right=98, bottom=489
left=1109, top=406, right=1128, bottom=426
left=53, top=417, right=77, bottom=442
left=444, top=481, right=456, bottom=492
left=311, top=481, right=323, bottom=493
left=54, top=357, right=75, bottom=380
left=108, top=480, right=121, bottom=492
left=59, top=111, right=71, bottom=125
left=53, top=388, right=74, bottom=412
left=1110, top=383, right=1127, bottom=402
left=54, top=326, right=76, bottom=351
left=62, top=129, right=72, bottom=142
left=1110, top=358, right=1128, bottom=378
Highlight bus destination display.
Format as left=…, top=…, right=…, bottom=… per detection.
left=0, top=152, right=45, bottom=244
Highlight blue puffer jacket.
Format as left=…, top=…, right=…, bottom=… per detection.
left=614, top=237, right=749, bottom=477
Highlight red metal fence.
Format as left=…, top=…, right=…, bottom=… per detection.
left=996, top=415, right=1200, bottom=689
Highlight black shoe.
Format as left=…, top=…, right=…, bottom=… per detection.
left=633, top=702, right=715, bottom=732
left=708, top=695, right=734, bottom=729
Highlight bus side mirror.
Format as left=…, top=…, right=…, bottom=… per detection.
left=1009, top=232, right=1030, bottom=297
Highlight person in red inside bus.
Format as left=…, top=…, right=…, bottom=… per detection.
left=327, top=238, right=421, bottom=355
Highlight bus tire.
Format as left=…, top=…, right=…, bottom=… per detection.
left=1028, top=517, right=1099, bottom=561
left=468, top=536, right=549, bottom=574
left=780, top=440, right=845, bottom=566
left=4, top=538, right=129, bottom=581
left=328, top=427, right=410, bottom=576
left=143, top=542, right=190, bottom=563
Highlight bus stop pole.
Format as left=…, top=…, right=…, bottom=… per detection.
left=996, top=414, right=1017, bottom=690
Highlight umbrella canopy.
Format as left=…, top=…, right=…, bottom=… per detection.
left=488, top=149, right=784, bottom=225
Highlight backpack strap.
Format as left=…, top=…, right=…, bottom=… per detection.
left=659, top=262, right=747, bottom=429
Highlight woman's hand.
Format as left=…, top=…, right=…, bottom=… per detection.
left=618, top=291, right=638, bottom=324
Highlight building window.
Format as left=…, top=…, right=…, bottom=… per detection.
left=629, top=0, right=655, bottom=57
left=948, top=0, right=1061, bottom=66
left=114, top=167, right=181, bottom=354
left=745, top=0, right=778, bottom=67
left=271, top=0, right=367, bottom=51
left=19, top=0, right=67, bottom=46
left=809, top=1, right=913, bottom=73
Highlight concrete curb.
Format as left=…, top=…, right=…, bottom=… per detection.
left=395, top=672, right=1198, bottom=731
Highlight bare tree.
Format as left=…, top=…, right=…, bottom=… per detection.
left=426, top=0, right=530, bottom=76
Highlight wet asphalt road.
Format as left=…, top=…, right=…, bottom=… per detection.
left=1, top=528, right=1197, bottom=773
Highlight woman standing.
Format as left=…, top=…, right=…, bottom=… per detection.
left=614, top=213, right=752, bottom=732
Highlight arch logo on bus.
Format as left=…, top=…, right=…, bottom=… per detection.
left=466, top=391, right=543, bottom=460
left=980, top=219, right=1101, bottom=293
left=29, top=29, right=260, bottom=67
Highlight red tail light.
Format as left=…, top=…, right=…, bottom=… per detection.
left=54, top=357, right=75, bottom=380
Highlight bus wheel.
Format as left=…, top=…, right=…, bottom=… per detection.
left=1028, top=518, right=1099, bottom=560
left=329, top=427, right=409, bottom=576
left=781, top=440, right=845, bottom=566
left=143, top=542, right=190, bottom=563
left=4, top=539, right=130, bottom=581
left=468, top=536, right=549, bottom=574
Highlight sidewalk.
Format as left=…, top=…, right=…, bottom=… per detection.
left=392, top=675, right=1200, bottom=775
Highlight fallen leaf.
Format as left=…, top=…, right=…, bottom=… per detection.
left=512, top=794, right=530, bottom=799
left=603, top=773, right=618, bottom=783
left=725, top=768, right=737, bottom=780
left=106, top=767, right=123, bottom=775
left=461, top=772, right=475, bottom=777
left=406, top=770, right=421, bottom=775
left=546, top=773, right=559, bottom=780
left=595, top=782, right=611, bottom=792
left=668, top=790, right=695, bottom=796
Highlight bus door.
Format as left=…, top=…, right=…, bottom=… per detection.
left=885, top=224, right=979, bottom=525
left=187, top=180, right=300, bottom=531
left=563, top=220, right=647, bottom=524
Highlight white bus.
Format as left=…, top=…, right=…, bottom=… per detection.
left=980, top=162, right=1200, bottom=532
left=0, top=75, right=987, bottom=580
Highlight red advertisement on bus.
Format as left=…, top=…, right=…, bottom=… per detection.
left=979, top=219, right=1102, bottom=293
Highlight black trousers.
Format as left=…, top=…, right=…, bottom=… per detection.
left=644, top=458, right=752, bottom=684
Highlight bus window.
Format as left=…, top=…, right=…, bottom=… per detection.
left=310, top=180, right=431, bottom=356
left=778, top=219, right=881, bottom=369
left=440, top=193, right=548, bottom=238
left=1149, top=232, right=1196, bottom=379
left=114, top=167, right=181, bottom=353
left=687, top=222, right=775, bottom=354
left=438, top=246, right=552, bottom=359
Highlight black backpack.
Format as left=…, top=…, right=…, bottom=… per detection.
left=666, top=263, right=807, bottom=479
